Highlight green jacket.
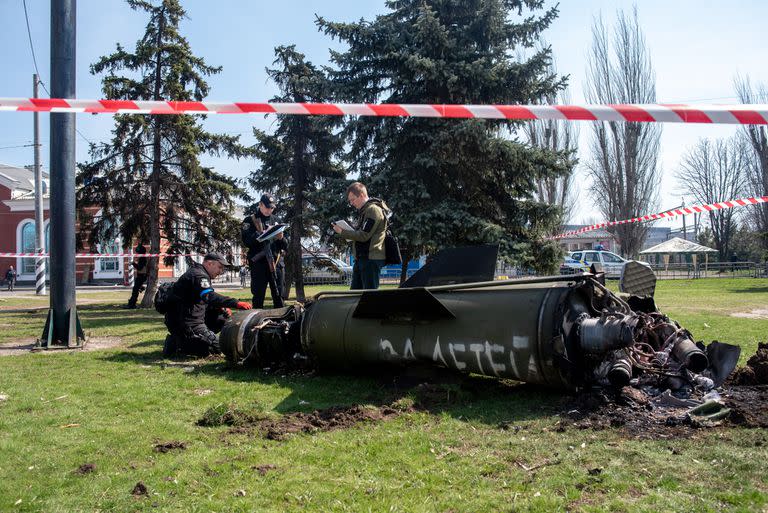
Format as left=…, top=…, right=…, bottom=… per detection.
left=341, top=199, right=388, bottom=260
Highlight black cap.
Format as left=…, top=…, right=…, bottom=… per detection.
left=203, top=252, right=227, bottom=265
left=259, top=194, right=276, bottom=208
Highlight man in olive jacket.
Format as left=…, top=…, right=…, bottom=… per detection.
left=332, top=182, right=388, bottom=290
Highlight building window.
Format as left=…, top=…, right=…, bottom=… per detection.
left=18, top=221, right=50, bottom=275
left=21, top=222, right=36, bottom=274
left=96, top=218, right=120, bottom=272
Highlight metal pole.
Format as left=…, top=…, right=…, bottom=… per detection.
left=46, top=0, right=83, bottom=346
left=128, top=247, right=135, bottom=288
left=681, top=199, right=687, bottom=240
left=33, top=74, right=47, bottom=296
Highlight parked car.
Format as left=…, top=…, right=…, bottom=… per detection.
left=559, top=256, right=590, bottom=275
left=568, top=250, right=650, bottom=277
left=301, top=254, right=352, bottom=285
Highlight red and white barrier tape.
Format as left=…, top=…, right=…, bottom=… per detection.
left=1, top=98, right=767, bottom=124
left=0, top=252, right=201, bottom=258
left=551, top=195, right=768, bottom=239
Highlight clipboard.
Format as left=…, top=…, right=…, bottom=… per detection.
left=333, top=219, right=354, bottom=231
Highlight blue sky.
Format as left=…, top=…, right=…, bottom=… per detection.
left=1, top=0, right=767, bottom=225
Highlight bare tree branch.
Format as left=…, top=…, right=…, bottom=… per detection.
left=734, top=75, right=768, bottom=251
left=676, top=137, right=747, bottom=259
left=584, top=8, right=660, bottom=258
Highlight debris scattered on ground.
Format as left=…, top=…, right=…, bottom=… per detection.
left=0, top=393, right=8, bottom=402
left=515, top=458, right=561, bottom=472
left=131, top=482, right=148, bottom=497
left=200, top=343, right=768, bottom=443
left=74, top=463, right=96, bottom=475
left=194, top=388, right=212, bottom=396
left=253, top=464, right=277, bottom=476
left=154, top=441, right=187, bottom=453
left=556, top=343, right=768, bottom=436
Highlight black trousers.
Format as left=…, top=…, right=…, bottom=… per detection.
left=275, top=265, right=286, bottom=300
left=127, top=273, right=147, bottom=307
left=164, top=313, right=222, bottom=357
left=250, top=260, right=282, bottom=308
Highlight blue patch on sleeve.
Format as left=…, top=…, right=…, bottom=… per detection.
left=200, top=288, right=213, bottom=298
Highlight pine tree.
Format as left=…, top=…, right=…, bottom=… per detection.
left=249, top=46, right=346, bottom=301
left=77, top=0, right=251, bottom=306
left=317, top=0, right=572, bottom=274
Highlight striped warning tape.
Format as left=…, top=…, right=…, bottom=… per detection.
left=551, top=195, right=768, bottom=239
left=0, top=252, right=201, bottom=258
left=1, top=97, right=767, bottom=124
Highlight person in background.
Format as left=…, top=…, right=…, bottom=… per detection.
left=5, top=265, right=17, bottom=291
left=239, top=265, right=248, bottom=288
left=126, top=242, right=148, bottom=309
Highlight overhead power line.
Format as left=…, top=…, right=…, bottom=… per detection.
left=22, top=0, right=94, bottom=147
left=0, top=143, right=35, bottom=150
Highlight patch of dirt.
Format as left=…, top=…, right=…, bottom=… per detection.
left=199, top=401, right=408, bottom=441
left=259, top=404, right=403, bottom=441
left=253, top=464, right=277, bottom=476
left=731, top=309, right=768, bottom=319
left=197, top=403, right=263, bottom=427
left=727, top=342, right=768, bottom=385
left=131, top=482, right=148, bottom=497
left=721, top=386, right=768, bottom=427
left=74, top=463, right=96, bottom=475
left=154, top=441, right=187, bottom=453
left=0, top=336, right=124, bottom=356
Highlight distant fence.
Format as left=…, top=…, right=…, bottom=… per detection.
left=498, top=261, right=768, bottom=281
left=650, top=261, right=768, bottom=279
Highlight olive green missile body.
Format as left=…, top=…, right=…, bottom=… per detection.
left=300, top=279, right=586, bottom=388
left=220, top=271, right=716, bottom=390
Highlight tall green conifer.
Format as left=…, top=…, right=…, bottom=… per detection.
left=78, top=0, right=251, bottom=306
left=249, top=46, right=346, bottom=301
left=318, top=0, right=574, bottom=275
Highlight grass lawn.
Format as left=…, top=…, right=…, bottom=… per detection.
left=0, top=279, right=766, bottom=512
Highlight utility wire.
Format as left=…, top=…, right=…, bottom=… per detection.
left=22, top=0, right=48, bottom=96
left=23, top=0, right=94, bottom=147
left=0, top=143, right=35, bottom=150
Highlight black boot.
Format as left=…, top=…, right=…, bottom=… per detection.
left=162, top=334, right=178, bottom=357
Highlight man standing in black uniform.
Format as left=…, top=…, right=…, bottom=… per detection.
left=163, top=253, right=251, bottom=357
left=241, top=194, right=285, bottom=308
left=126, top=242, right=147, bottom=309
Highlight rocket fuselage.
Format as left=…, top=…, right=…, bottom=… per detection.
left=219, top=271, right=721, bottom=392
left=300, top=281, right=589, bottom=388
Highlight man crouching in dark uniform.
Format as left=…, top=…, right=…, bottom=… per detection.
left=163, top=253, right=251, bottom=357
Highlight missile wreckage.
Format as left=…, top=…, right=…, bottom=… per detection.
left=220, top=246, right=740, bottom=392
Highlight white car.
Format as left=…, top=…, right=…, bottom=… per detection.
left=569, top=250, right=649, bottom=277
left=302, top=255, right=352, bottom=285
